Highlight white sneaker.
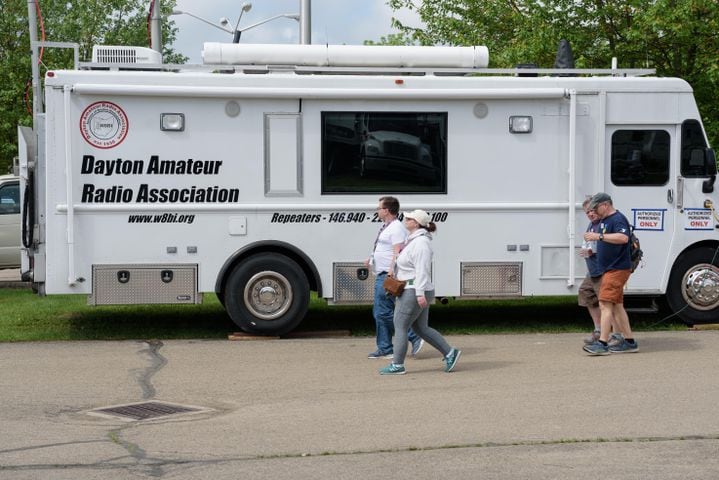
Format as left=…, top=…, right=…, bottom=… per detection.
left=411, top=338, right=424, bottom=356
left=583, top=330, right=600, bottom=345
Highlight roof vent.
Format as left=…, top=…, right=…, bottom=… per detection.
left=92, top=46, right=162, bottom=64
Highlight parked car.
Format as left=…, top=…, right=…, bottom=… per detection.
left=360, top=130, right=438, bottom=181
left=0, top=175, right=21, bottom=269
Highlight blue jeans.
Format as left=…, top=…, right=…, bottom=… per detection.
left=373, top=272, right=419, bottom=353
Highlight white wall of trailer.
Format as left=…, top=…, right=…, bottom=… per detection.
left=40, top=69, right=715, bottom=303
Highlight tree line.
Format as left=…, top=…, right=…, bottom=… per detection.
left=384, top=0, right=719, bottom=150
left=0, top=0, right=185, bottom=173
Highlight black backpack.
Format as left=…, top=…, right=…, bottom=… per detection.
left=629, top=225, right=643, bottom=273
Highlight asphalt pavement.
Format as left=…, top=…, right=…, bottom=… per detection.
left=1, top=330, right=719, bottom=479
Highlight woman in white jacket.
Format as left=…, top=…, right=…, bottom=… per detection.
left=379, top=209, right=461, bottom=375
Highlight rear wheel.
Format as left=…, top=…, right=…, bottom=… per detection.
left=666, top=247, right=719, bottom=325
left=224, top=253, right=309, bottom=335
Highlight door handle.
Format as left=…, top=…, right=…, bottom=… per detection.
left=676, top=177, right=684, bottom=210
left=667, top=189, right=673, bottom=204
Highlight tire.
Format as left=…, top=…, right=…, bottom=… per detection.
left=223, top=253, right=309, bottom=335
left=666, top=246, right=719, bottom=325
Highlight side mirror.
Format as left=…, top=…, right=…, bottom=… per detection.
left=704, top=149, right=717, bottom=174
left=702, top=149, right=716, bottom=193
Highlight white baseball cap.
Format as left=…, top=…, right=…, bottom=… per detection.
left=403, top=209, right=431, bottom=227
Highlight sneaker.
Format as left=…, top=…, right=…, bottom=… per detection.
left=609, top=339, right=639, bottom=354
left=379, top=363, right=406, bottom=375
left=583, top=330, right=601, bottom=344
left=608, top=332, right=625, bottom=347
left=444, top=348, right=461, bottom=372
left=368, top=350, right=393, bottom=359
left=583, top=340, right=610, bottom=356
left=411, top=338, right=424, bottom=356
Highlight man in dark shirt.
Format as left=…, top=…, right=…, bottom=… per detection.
left=582, top=192, right=639, bottom=355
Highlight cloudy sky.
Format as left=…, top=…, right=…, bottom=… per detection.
left=171, top=0, right=422, bottom=63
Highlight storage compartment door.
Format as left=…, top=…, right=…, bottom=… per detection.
left=264, top=113, right=302, bottom=196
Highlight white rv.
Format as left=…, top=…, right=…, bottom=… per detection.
left=18, top=42, right=719, bottom=335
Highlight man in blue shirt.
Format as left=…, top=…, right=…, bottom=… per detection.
left=582, top=192, right=639, bottom=355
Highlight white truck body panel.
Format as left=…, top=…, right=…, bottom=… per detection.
left=20, top=46, right=718, bottom=332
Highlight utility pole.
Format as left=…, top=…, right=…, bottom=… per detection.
left=299, top=0, right=310, bottom=44
left=150, top=0, right=162, bottom=54
left=27, top=0, right=41, bottom=122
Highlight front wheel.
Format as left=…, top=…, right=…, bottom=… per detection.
left=224, top=253, right=310, bottom=335
left=666, top=247, right=719, bottom=325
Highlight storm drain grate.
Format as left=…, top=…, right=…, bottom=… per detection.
left=89, top=401, right=207, bottom=421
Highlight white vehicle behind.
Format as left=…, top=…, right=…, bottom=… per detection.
left=0, top=175, right=20, bottom=270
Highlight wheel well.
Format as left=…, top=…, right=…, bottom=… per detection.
left=674, top=240, right=719, bottom=264
left=215, top=242, right=322, bottom=298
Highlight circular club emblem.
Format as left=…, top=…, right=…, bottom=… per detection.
left=80, top=101, right=129, bottom=148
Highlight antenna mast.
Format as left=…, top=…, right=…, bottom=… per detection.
left=150, top=0, right=162, bottom=54
left=300, top=0, right=310, bottom=44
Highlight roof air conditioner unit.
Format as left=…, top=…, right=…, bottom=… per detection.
left=92, top=46, right=162, bottom=64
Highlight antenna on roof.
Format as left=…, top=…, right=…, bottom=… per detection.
left=553, top=39, right=575, bottom=77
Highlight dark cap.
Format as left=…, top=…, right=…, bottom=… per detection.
left=588, top=192, right=612, bottom=210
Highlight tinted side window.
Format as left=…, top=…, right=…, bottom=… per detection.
left=322, top=112, right=447, bottom=194
left=680, top=119, right=708, bottom=177
left=0, top=183, right=20, bottom=215
left=611, top=130, right=670, bottom=186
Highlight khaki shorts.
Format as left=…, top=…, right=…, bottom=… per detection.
left=578, top=275, right=602, bottom=307
left=598, top=269, right=631, bottom=304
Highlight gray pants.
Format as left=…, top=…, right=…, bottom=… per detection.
left=392, top=288, right=451, bottom=365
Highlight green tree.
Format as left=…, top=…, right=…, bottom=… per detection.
left=387, top=0, right=719, bottom=148
left=0, top=0, right=186, bottom=173
left=364, top=32, right=416, bottom=46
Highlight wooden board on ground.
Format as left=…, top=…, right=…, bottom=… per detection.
left=688, top=324, right=719, bottom=331
left=227, top=333, right=280, bottom=341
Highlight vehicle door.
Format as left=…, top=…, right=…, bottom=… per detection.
left=604, top=125, right=675, bottom=291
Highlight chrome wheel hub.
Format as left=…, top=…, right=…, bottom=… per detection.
left=243, top=271, right=293, bottom=320
left=681, top=263, right=719, bottom=311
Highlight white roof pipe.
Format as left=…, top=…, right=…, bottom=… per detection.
left=71, top=84, right=566, bottom=100
left=202, top=43, right=490, bottom=68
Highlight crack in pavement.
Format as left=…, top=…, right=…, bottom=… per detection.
left=133, top=339, right=168, bottom=400
left=0, top=340, right=174, bottom=477
left=3, top=434, right=719, bottom=474
left=103, top=340, right=171, bottom=477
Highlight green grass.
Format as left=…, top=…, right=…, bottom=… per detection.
left=0, top=288, right=685, bottom=342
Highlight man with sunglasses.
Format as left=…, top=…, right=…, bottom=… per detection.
left=582, top=192, right=639, bottom=355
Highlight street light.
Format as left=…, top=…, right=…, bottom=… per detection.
left=232, top=13, right=301, bottom=43
left=171, top=3, right=300, bottom=44
left=171, top=10, right=233, bottom=35
left=231, top=2, right=253, bottom=43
